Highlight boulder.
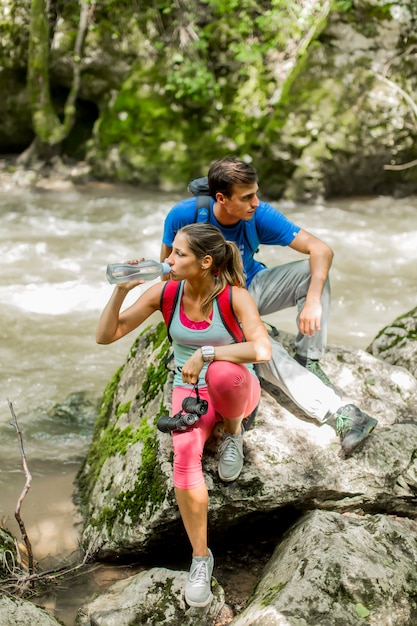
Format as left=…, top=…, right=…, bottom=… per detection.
left=367, top=306, right=417, bottom=379
left=76, top=510, right=417, bottom=626
left=0, top=593, right=64, bottom=626
left=77, top=324, right=417, bottom=561
left=76, top=567, right=228, bottom=626
left=232, top=510, right=417, bottom=626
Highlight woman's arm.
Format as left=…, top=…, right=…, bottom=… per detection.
left=213, top=287, right=271, bottom=363
left=96, top=281, right=164, bottom=344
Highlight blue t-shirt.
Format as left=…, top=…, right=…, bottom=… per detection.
left=162, top=197, right=300, bottom=286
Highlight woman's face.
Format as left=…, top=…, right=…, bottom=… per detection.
left=167, top=233, right=202, bottom=281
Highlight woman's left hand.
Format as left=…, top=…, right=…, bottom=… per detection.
left=181, top=349, right=204, bottom=385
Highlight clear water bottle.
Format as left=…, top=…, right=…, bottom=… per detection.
left=106, top=260, right=171, bottom=284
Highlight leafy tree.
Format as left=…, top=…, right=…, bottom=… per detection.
left=19, top=0, right=90, bottom=164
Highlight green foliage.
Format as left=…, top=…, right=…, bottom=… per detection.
left=335, top=0, right=353, bottom=10
left=165, top=52, right=220, bottom=104
left=355, top=603, right=370, bottom=618
left=88, top=0, right=335, bottom=187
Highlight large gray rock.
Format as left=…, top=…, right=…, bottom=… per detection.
left=76, top=510, right=417, bottom=626
left=232, top=510, right=417, bottom=626
left=367, top=306, right=417, bottom=379
left=77, top=324, right=417, bottom=561
left=76, top=567, right=228, bottom=626
left=0, top=594, right=63, bottom=626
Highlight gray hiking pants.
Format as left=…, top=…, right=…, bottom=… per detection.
left=248, top=260, right=342, bottom=423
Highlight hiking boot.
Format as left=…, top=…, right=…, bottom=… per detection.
left=334, top=404, right=378, bottom=455
left=294, top=353, right=343, bottom=396
left=184, top=549, right=214, bottom=608
left=294, top=353, right=332, bottom=386
left=218, top=429, right=244, bottom=482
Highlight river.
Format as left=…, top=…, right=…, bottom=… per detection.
left=1, top=182, right=416, bottom=623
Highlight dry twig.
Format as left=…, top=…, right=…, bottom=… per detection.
left=7, top=399, right=35, bottom=577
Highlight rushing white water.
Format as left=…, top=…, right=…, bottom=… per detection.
left=2, top=187, right=417, bottom=452
left=1, top=184, right=416, bottom=623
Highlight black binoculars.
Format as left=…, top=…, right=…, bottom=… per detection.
left=157, top=392, right=208, bottom=433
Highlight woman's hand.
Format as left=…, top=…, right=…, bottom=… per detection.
left=120, top=258, right=146, bottom=291
left=181, top=349, right=204, bottom=385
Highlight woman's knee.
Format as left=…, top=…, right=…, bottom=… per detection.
left=206, top=361, right=247, bottom=391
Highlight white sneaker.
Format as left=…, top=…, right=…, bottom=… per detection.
left=218, top=430, right=244, bottom=482
left=184, top=549, right=214, bottom=607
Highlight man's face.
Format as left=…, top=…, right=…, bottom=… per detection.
left=216, top=183, right=260, bottom=222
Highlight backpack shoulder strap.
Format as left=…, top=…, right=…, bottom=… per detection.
left=244, top=218, right=260, bottom=254
left=194, top=195, right=211, bottom=224
left=217, top=285, right=245, bottom=343
left=162, top=281, right=244, bottom=344
left=160, top=280, right=181, bottom=343
left=189, top=176, right=259, bottom=253
left=188, top=176, right=212, bottom=224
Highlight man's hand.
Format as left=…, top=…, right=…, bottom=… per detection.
left=298, top=301, right=322, bottom=336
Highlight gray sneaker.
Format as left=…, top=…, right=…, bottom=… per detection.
left=184, top=549, right=214, bottom=608
left=218, top=430, right=244, bottom=482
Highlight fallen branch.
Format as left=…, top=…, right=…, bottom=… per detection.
left=0, top=552, right=99, bottom=593
left=375, top=72, right=417, bottom=121
left=384, top=158, right=417, bottom=171
left=7, top=399, right=35, bottom=577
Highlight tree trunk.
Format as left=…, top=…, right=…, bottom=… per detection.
left=26, top=0, right=90, bottom=156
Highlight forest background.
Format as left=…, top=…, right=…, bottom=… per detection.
left=1, top=0, right=417, bottom=200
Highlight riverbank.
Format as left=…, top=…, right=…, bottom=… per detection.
left=0, top=156, right=97, bottom=192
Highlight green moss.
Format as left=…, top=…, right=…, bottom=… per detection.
left=77, top=422, right=141, bottom=510
left=89, top=414, right=169, bottom=535
left=93, top=365, right=124, bottom=434
left=76, top=365, right=124, bottom=505
left=135, top=577, right=176, bottom=622
left=371, top=319, right=417, bottom=352
left=355, top=602, right=370, bottom=618
left=116, top=401, right=132, bottom=420
left=140, top=324, right=172, bottom=410
left=78, top=324, right=172, bottom=530
left=260, top=582, right=285, bottom=606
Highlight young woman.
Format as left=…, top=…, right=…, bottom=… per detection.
left=96, top=223, right=271, bottom=608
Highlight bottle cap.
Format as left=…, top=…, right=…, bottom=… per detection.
left=161, top=261, right=171, bottom=275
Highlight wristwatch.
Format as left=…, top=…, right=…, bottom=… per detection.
left=201, top=345, right=215, bottom=362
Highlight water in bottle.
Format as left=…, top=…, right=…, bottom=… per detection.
left=106, top=260, right=171, bottom=284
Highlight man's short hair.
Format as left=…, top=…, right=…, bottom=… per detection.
left=208, top=157, right=258, bottom=198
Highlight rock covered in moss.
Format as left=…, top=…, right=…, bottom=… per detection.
left=77, top=324, right=417, bottom=562
left=367, top=306, right=417, bottom=379
left=232, top=510, right=417, bottom=626
left=76, top=322, right=177, bottom=558
left=76, top=566, right=227, bottom=626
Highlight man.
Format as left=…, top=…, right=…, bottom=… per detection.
left=160, top=156, right=378, bottom=455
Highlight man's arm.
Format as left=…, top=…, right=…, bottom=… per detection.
left=160, top=243, right=172, bottom=263
left=289, top=229, right=334, bottom=337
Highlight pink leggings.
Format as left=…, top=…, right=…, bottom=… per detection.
left=172, top=361, right=260, bottom=489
